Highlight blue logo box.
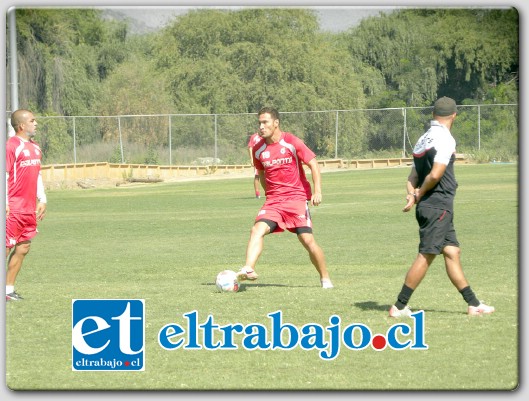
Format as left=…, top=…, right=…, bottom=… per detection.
left=72, top=299, right=145, bottom=371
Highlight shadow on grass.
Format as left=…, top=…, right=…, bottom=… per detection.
left=203, top=282, right=311, bottom=292
left=354, top=301, right=467, bottom=315
left=354, top=301, right=391, bottom=312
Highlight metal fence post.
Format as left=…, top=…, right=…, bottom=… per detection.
left=73, top=116, right=77, bottom=164
left=402, top=107, right=407, bottom=158
left=118, top=116, right=124, bottom=163
left=214, top=114, right=218, bottom=162
left=478, top=105, right=481, bottom=150
left=335, top=110, right=339, bottom=159
left=168, top=115, right=172, bottom=165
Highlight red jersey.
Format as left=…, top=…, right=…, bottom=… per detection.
left=6, top=135, right=43, bottom=214
left=252, top=132, right=315, bottom=201
left=247, top=132, right=261, bottom=148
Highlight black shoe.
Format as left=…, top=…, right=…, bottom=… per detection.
left=6, top=291, right=23, bottom=301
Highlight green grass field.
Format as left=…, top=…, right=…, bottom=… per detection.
left=5, top=163, right=518, bottom=391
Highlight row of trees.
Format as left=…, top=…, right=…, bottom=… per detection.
left=7, top=7, right=519, bottom=163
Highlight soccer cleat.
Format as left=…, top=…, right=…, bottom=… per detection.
left=468, top=302, right=495, bottom=316
left=389, top=304, right=412, bottom=318
left=321, top=278, right=334, bottom=289
left=6, top=291, right=23, bottom=301
left=236, top=266, right=258, bottom=281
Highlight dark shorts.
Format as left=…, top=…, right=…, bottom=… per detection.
left=415, top=205, right=459, bottom=255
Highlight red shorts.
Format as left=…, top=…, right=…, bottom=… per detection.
left=5, top=213, right=38, bottom=248
left=255, top=198, right=312, bottom=233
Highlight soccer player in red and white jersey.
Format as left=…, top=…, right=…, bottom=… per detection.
left=5, top=109, right=47, bottom=301
left=247, top=132, right=262, bottom=199
left=237, top=107, right=333, bottom=289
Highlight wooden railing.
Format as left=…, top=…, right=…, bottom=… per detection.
left=40, top=156, right=468, bottom=184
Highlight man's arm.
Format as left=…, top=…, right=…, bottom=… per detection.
left=258, top=170, right=266, bottom=192
left=306, top=158, right=322, bottom=206
left=248, top=147, right=254, bottom=166
left=416, top=162, right=446, bottom=201
left=36, top=173, right=47, bottom=221
left=403, top=162, right=446, bottom=212
left=403, top=167, right=419, bottom=212
left=6, top=172, right=9, bottom=217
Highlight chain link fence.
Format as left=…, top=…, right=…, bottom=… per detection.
left=6, top=104, right=518, bottom=165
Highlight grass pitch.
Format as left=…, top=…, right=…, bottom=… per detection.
left=5, top=163, right=518, bottom=391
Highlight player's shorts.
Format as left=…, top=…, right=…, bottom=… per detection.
left=5, top=212, right=38, bottom=248
left=255, top=198, right=312, bottom=234
left=415, top=205, right=459, bottom=255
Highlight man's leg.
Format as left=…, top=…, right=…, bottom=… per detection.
left=297, top=232, right=332, bottom=287
left=390, top=253, right=435, bottom=316
left=238, top=221, right=272, bottom=280
left=442, top=245, right=494, bottom=314
left=442, top=245, right=469, bottom=290
left=6, top=241, right=31, bottom=297
left=404, top=252, right=436, bottom=290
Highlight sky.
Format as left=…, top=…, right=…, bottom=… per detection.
left=108, top=6, right=396, bottom=33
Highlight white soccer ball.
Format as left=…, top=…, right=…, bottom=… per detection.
left=215, top=270, right=240, bottom=293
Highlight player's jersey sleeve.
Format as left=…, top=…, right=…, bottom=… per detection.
left=283, top=133, right=316, bottom=163
left=252, top=140, right=267, bottom=171
left=432, top=132, right=455, bottom=165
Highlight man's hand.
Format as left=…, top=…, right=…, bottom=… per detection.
left=311, top=192, right=322, bottom=206
left=36, top=202, right=47, bottom=221
left=402, top=193, right=416, bottom=212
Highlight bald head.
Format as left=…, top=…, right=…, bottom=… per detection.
left=10, top=109, right=37, bottom=139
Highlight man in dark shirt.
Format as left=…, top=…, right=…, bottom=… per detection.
left=389, top=97, right=495, bottom=317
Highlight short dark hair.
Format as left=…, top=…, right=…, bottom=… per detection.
left=258, top=107, right=280, bottom=122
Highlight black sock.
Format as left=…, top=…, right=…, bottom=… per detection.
left=395, top=284, right=414, bottom=309
left=459, top=286, right=480, bottom=307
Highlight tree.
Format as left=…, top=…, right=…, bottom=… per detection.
left=11, top=8, right=130, bottom=116
left=152, top=8, right=369, bottom=156
left=345, top=8, right=518, bottom=106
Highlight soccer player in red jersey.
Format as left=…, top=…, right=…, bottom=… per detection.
left=237, top=107, right=333, bottom=289
left=5, top=109, right=47, bottom=301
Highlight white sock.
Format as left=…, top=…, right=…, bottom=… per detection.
left=6, top=285, right=14, bottom=295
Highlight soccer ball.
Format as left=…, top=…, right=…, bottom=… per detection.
left=215, top=270, right=239, bottom=293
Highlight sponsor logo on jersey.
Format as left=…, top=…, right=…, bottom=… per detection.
left=20, top=159, right=41, bottom=167
left=262, top=156, right=293, bottom=168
